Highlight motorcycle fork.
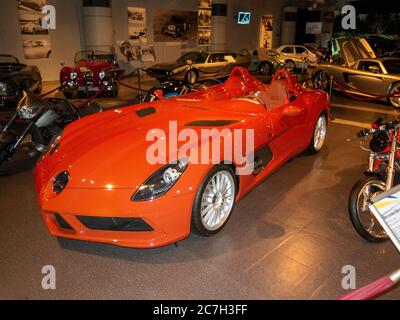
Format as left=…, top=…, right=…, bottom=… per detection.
left=385, top=128, right=398, bottom=190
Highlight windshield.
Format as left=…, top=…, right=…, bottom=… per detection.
left=177, top=52, right=208, bottom=64
left=383, top=60, right=400, bottom=74
left=0, top=56, right=18, bottom=65
left=74, top=51, right=113, bottom=63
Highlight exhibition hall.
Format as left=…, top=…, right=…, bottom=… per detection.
left=1, top=0, right=400, bottom=303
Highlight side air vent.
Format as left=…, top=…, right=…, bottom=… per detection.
left=136, top=107, right=156, bottom=118
left=185, top=120, right=238, bottom=127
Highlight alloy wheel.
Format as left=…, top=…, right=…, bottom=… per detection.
left=356, top=180, right=387, bottom=239
left=200, top=171, right=235, bottom=231
left=313, top=115, right=327, bottom=151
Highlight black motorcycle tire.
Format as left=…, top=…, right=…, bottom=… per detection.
left=348, top=176, right=389, bottom=242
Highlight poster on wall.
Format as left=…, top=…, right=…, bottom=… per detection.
left=198, top=0, right=212, bottom=9
left=16, top=0, right=52, bottom=59
left=128, top=7, right=147, bottom=44
left=153, top=8, right=198, bottom=43
left=197, top=1, right=212, bottom=47
left=259, top=15, right=273, bottom=49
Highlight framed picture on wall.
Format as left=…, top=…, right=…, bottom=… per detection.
left=259, top=15, right=273, bottom=49
left=128, top=7, right=147, bottom=44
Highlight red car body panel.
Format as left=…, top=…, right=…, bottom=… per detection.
left=35, top=67, right=330, bottom=248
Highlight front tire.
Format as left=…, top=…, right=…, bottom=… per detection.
left=258, top=61, right=273, bottom=76
left=191, top=165, right=237, bottom=236
left=388, top=82, right=400, bottom=109
left=185, top=69, right=198, bottom=85
left=308, top=113, right=327, bottom=154
left=348, top=176, right=389, bottom=242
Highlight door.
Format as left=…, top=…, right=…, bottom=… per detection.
left=347, top=61, right=391, bottom=96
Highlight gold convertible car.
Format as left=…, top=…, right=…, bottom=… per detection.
left=313, top=38, right=400, bottom=108
left=145, top=51, right=251, bottom=84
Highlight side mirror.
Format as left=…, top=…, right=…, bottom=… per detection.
left=282, top=105, right=304, bottom=118
left=153, top=89, right=165, bottom=101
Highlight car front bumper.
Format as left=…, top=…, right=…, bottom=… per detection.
left=35, top=162, right=196, bottom=249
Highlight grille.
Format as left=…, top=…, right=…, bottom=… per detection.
left=77, top=216, right=153, bottom=232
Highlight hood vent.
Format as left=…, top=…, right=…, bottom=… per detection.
left=136, top=107, right=156, bottom=118
left=185, top=120, right=238, bottom=127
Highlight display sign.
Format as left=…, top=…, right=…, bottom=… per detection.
left=238, top=12, right=251, bottom=25
left=369, top=185, right=400, bottom=253
left=305, top=22, right=323, bottom=35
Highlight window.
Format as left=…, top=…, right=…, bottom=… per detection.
left=357, top=61, right=382, bottom=73
left=208, top=53, right=226, bottom=63
left=177, top=52, right=208, bottom=64
left=281, top=46, right=293, bottom=54
left=295, top=46, right=307, bottom=54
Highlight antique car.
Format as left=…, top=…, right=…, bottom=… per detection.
left=146, top=51, right=251, bottom=84
left=313, top=38, right=400, bottom=108
left=35, top=67, right=330, bottom=248
left=161, top=16, right=191, bottom=39
left=274, top=45, right=318, bottom=69
left=60, top=50, right=124, bottom=99
left=0, top=54, right=42, bottom=108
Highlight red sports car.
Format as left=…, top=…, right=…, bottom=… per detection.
left=60, top=50, right=124, bottom=99
left=35, top=67, right=330, bottom=248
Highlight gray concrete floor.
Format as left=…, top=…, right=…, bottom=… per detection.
left=0, top=79, right=399, bottom=300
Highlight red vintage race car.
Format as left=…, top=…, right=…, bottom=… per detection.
left=60, top=50, right=124, bottom=99
left=35, top=67, right=330, bottom=248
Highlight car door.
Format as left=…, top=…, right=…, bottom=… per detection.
left=263, top=79, right=307, bottom=161
left=347, top=61, right=392, bottom=96
left=199, top=53, right=226, bottom=78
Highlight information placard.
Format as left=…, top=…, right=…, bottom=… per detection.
left=369, top=184, right=400, bottom=252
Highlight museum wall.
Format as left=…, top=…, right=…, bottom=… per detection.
left=0, top=0, right=83, bottom=81
left=0, top=0, right=300, bottom=81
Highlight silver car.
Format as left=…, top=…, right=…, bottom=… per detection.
left=313, top=38, right=400, bottom=108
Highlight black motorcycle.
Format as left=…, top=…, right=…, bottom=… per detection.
left=0, top=91, right=101, bottom=169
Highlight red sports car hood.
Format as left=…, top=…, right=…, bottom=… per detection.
left=43, top=97, right=263, bottom=190
left=75, top=60, right=110, bottom=72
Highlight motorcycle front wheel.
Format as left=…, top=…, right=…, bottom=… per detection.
left=348, top=176, right=389, bottom=242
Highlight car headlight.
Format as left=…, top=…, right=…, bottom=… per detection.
left=52, top=171, right=70, bottom=194
left=0, top=82, right=8, bottom=96
left=16, top=92, right=41, bottom=119
left=131, top=158, right=189, bottom=202
left=70, top=72, right=78, bottom=80
left=99, top=70, right=106, bottom=80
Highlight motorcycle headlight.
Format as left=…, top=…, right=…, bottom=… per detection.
left=70, top=72, right=78, bottom=80
left=16, top=92, right=41, bottom=119
left=0, top=82, right=8, bottom=96
left=131, top=158, right=189, bottom=202
left=99, top=70, right=106, bottom=80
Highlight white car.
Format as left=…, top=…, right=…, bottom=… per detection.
left=275, top=45, right=318, bottom=69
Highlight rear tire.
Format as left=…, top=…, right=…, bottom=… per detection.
left=191, top=165, right=237, bottom=236
left=348, top=176, right=389, bottom=242
left=285, top=60, right=295, bottom=70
